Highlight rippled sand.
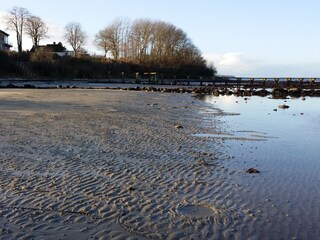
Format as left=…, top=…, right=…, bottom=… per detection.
left=0, top=89, right=318, bottom=239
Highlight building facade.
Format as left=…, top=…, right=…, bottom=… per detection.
left=0, top=30, right=12, bottom=51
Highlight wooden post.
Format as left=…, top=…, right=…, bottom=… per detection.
left=249, top=78, right=254, bottom=91
left=236, top=77, right=241, bottom=91
left=121, top=72, right=125, bottom=82
left=135, top=72, right=140, bottom=84
left=286, top=78, right=292, bottom=90
left=262, top=78, right=267, bottom=89
left=274, top=78, right=279, bottom=89
left=298, top=78, right=303, bottom=90
left=309, top=78, right=316, bottom=91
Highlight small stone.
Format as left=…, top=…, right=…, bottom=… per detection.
left=127, top=186, right=136, bottom=191
left=246, top=168, right=260, bottom=173
left=278, top=104, right=289, bottom=109
left=175, top=124, right=183, bottom=129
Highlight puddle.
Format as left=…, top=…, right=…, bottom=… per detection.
left=193, top=131, right=276, bottom=141
left=178, top=205, right=216, bottom=217
left=200, top=108, right=240, bottom=116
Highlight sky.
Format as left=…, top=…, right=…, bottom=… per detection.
left=1, top=0, right=320, bottom=77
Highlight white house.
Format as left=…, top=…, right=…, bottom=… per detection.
left=30, top=42, right=73, bottom=57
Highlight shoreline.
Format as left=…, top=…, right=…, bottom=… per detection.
left=0, top=80, right=320, bottom=98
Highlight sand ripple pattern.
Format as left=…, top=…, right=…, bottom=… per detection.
left=0, top=89, right=318, bottom=239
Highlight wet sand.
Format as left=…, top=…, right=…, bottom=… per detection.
left=0, top=89, right=319, bottom=239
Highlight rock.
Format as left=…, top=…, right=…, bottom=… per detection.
left=127, top=186, right=135, bottom=191
left=24, top=84, right=36, bottom=88
left=273, top=108, right=277, bottom=111
left=175, top=124, right=183, bottom=129
left=278, top=104, right=289, bottom=109
left=246, top=168, right=260, bottom=173
left=6, top=83, right=16, bottom=88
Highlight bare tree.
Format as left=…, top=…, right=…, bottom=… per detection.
left=25, top=15, right=48, bottom=47
left=129, top=19, right=154, bottom=62
left=5, top=6, right=30, bottom=53
left=94, top=29, right=110, bottom=57
left=94, top=19, right=129, bottom=60
left=64, top=22, right=87, bottom=58
left=95, top=18, right=208, bottom=71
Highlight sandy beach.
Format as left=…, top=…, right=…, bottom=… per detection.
left=0, top=89, right=319, bottom=239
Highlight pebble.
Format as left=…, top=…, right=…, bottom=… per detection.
left=278, top=104, right=289, bottom=109
left=246, top=168, right=260, bottom=173
left=127, top=186, right=136, bottom=191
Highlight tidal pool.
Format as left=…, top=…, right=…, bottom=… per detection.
left=201, top=95, right=320, bottom=157
left=199, top=95, right=320, bottom=239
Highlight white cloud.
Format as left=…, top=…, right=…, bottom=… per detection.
left=204, top=52, right=258, bottom=76
left=204, top=52, right=320, bottom=77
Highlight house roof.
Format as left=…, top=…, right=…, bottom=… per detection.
left=31, top=42, right=67, bottom=53
left=4, top=43, right=13, bottom=48
left=0, top=30, right=10, bottom=36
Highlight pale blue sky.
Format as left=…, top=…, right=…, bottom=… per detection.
left=1, top=0, right=320, bottom=77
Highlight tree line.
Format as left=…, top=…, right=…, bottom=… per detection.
left=3, top=6, right=216, bottom=77
left=94, top=18, right=206, bottom=70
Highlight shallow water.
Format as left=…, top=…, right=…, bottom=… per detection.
left=202, top=95, right=320, bottom=162
left=201, top=94, right=320, bottom=239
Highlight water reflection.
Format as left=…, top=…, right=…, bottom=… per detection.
left=193, top=130, right=276, bottom=141
left=202, top=95, right=320, bottom=143
left=199, top=95, right=320, bottom=237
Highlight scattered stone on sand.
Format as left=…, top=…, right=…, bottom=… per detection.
left=243, top=209, right=256, bottom=218
left=175, top=124, right=183, bottom=129
left=127, top=186, right=136, bottom=191
left=199, top=159, right=209, bottom=167
left=278, top=104, right=290, bottom=109
left=246, top=168, right=260, bottom=173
